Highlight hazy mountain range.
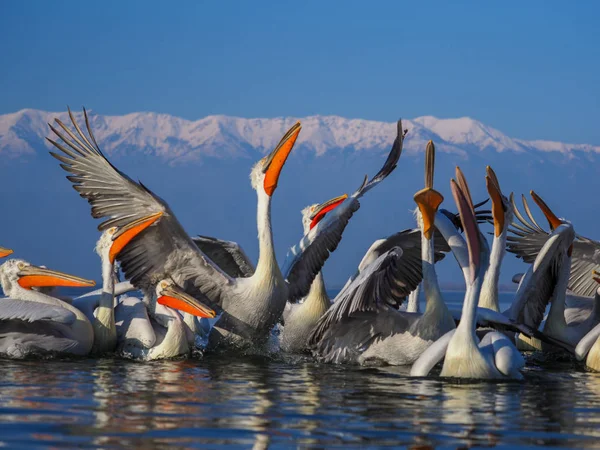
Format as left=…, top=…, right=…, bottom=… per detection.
left=1, top=108, right=599, bottom=290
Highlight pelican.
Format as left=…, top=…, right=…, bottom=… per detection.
left=406, top=198, right=492, bottom=314
left=48, top=108, right=373, bottom=352
left=506, top=195, right=600, bottom=350
left=501, top=192, right=598, bottom=351
left=0, top=258, right=97, bottom=358
left=117, top=278, right=216, bottom=360
left=308, top=141, right=455, bottom=365
left=477, top=167, right=512, bottom=312
left=411, top=174, right=525, bottom=380
left=575, top=284, right=600, bottom=371
left=192, top=121, right=406, bottom=353
left=507, top=196, right=600, bottom=298
left=279, top=194, right=347, bottom=353
left=72, top=214, right=166, bottom=353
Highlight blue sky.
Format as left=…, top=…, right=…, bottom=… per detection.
left=1, top=1, right=599, bottom=144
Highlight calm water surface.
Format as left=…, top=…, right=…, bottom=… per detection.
left=1, top=292, right=600, bottom=449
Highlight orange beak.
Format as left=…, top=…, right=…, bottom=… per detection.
left=263, top=122, right=302, bottom=196
left=157, top=283, right=216, bottom=318
left=109, top=212, right=164, bottom=263
left=414, top=140, right=443, bottom=239
left=0, top=247, right=13, bottom=258
left=530, top=191, right=562, bottom=230
left=485, top=166, right=505, bottom=237
left=309, top=194, right=348, bottom=230
left=17, top=265, right=96, bottom=290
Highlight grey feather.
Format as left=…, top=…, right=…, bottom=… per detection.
left=192, top=236, right=255, bottom=278
left=47, top=108, right=231, bottom=309
left=0, top=299, right=76, bottom=324
left=284, top=120, right=405, bottom=302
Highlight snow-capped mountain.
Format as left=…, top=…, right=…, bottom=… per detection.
left=1, top=109, right=599, bottom=163
left=1, top=108, right=599, bottom=289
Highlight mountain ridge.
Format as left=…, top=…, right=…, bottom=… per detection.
left=2, top=109, right=599, bottom=164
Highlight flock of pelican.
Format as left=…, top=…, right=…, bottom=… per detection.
left=1, top=108, right=599, bottom=380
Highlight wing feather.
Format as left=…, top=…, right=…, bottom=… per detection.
left=47, top=108, right=232, bottom=308
left=192, top=236, right=255, bottom=278
left=284, top=120, right=406, bottom=301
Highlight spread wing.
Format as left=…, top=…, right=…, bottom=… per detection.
left=506, top=194, right=600, bottom=297
left=191, top=236, right=255, bottom=278
left=308, top=247, right=418, bottom=362
left=351, top=228, right=448, bottom=289
left=47, top=108, right=232, bottom=308
left=284, top=120, right=406, bottom=302
left=0, top=299, right=76, bottom=325
left=505, top=224, right=575, bottom=329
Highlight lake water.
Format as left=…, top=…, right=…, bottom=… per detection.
left=1, top=292, right=600, bottom=448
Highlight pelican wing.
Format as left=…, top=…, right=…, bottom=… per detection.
left=48, top=109, right=232, bottom=308
left=505, top=225, right=574, bottom=329
left=354, top=229, right=448, bottom=286
left=308, top=248, right=418, bottom=362
left=192, top=236, right=255, bottom=278
left=0, top=299, right=76, bottom=325
left=284, top=197, right=360, bottom=302
left=568, top=238, right=600, bottom=297
left=507, top=195, right=600, bottom=297
left=284, top=120, right=406, bottom=302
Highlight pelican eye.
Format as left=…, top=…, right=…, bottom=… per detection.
left=17, top=262, right=25, bottom=270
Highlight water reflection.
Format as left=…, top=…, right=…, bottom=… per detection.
left=0, top=355, right=600, bottom=448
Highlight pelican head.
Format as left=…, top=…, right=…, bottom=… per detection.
left=155, top=279, right=216, bottom=319
left=485, top=166, right=513, bottom=237
left=0, top=259, right=95, bottom=298
left=530, top=191, right=570, bottom=231
left=250, top=122, right=302, bottom=196
left=414, top=141, right=444, bottom=239
left=301, top=194, right=348, bottom=234
left=96, top=212, right=164, bottom=265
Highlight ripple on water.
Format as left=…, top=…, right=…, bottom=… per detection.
left=0, top=353, right=600, bottom=448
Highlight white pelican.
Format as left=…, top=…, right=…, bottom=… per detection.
left=72, top=213, right=165, bottom=353
left=0, top=258, right=96, bottom=357
left=279, top=195, right=347, bottom=353
left=192, top=121, right=406, bottom=353
left=477, top=167, right=512, bottom=312
left=48, top=108, right=369, bottom=352
left=507, top=195, right=600, bottom=298
left=575, top=286, right=600, bottom=371
left=411, top=174, right=525, bottom=380
left=503, top=192, right=600, bottom=351
left=117, top=278, right=215, bottom=360
left=308, top=141, right=455, bottom=365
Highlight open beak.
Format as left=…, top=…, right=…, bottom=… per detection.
left=157, top=284, right=216, bottom=318
left=309, top=194, right=348, bottom=230
left=18, top=265, right=96, bottom=290
left=110, top=212, right=164, bottom=263
left=413, top=141, right=444, bottom=239
left=0, top=246, right=13, bottom=258
left=263, top=122, right=302, bottom=196
left=485, top=166, right=505, bottom=237
left=530, top=191, right=562, bottom=231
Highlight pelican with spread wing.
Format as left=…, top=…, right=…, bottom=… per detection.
left=504, top=193, right=598, bottom=351
left=193, top=121, right=406, bottom=353
left=47, top=108, right=388, bottom=351
left=307, top=141, right=456, bottom=365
